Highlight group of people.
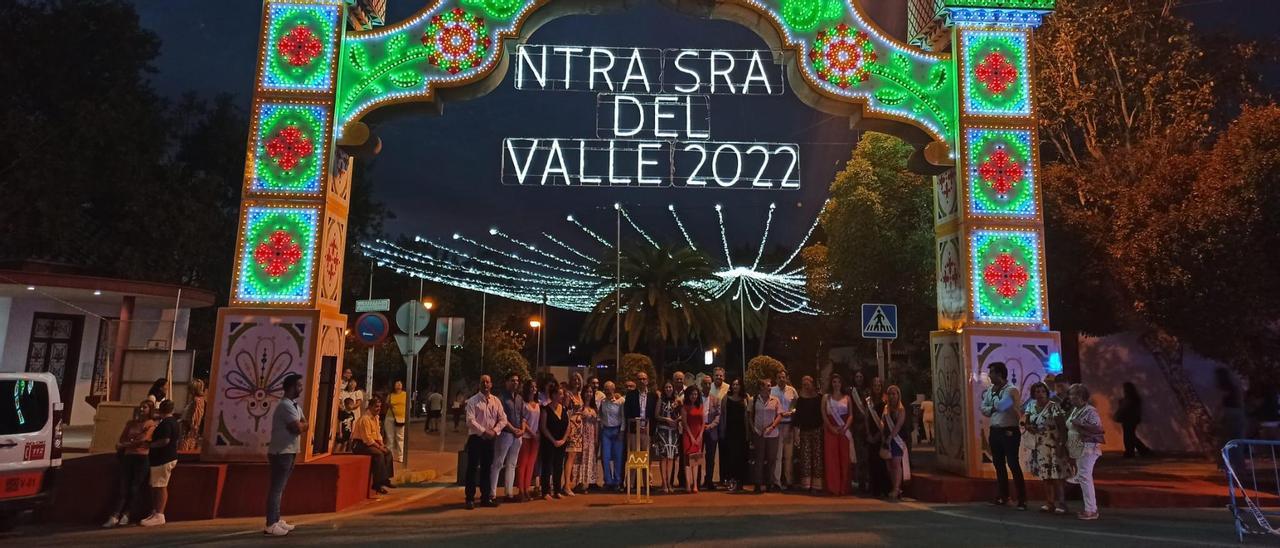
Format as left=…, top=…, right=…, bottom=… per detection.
left=981, top=362, right=1106, bottom=521
left=103, top=378, right=206, bottom=529
left=457, top=366, right=921, bottom=509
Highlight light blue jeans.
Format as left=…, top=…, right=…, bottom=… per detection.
left=266, top=453, right=296, bottom=526
left=601, top=426, right=623, bottom=487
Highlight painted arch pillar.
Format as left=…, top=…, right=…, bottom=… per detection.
left=925, top=0, right=1062, bottom=478
left=203, top=0, right=351, bottom=463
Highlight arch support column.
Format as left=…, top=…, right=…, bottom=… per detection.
left=925, top=1, right=1062, bottom=477
left=204, top=0, right=352, bottom=463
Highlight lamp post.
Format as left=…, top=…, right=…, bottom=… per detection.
left=529, top=319, right=542, bottom=371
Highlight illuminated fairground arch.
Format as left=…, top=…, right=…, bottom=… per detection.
left=208, top=0, right=1059, bottom=479
left=336, top=0, right=957, bottom=167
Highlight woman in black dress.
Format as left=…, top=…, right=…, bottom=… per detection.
left=540, top=386, right=570, bottom=499
left=864, top=376, right=890, bottom=497
left=721, top=379, right=749, bottom=491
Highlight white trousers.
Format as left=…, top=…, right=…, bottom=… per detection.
left=1075, top=448, right=1101, bottom=514
left=491, top=432, right=522, bottom=496
left=386, top=417, right=406, bottom=462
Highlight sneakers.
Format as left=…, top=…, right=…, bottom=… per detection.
left=279, top=520, right=296, bottom=531
left=1077, top=511, right=1099, bottom=521
left=118, top=514, right=130, bottom=526
left=264, top=521, right=290, bottom=536
left=102, top=514, right=121, bottom=528
left=139, top=513, right=166, bottom=527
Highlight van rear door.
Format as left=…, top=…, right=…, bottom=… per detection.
left=0, top=374, right=54, bottom=501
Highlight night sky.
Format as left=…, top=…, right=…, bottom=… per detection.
left=130, top=0, right=1277, bottom=292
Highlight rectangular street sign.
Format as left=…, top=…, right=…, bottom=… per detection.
left=355, top=298, right=391, bottom=312
left=435, top=317, right=465, bottom=346
left=861, top=303, right=898, bottom=340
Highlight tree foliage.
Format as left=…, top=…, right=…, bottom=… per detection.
left=582, top=243, right=728, bottom=357
left=804, top=132, right=935, bottom=349
left=619, top=353, right=656, bottom=384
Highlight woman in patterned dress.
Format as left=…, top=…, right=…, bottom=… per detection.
left=1022, top=382, right=1069, bottom=514
left=563, top=384, right=585, bottom=497
left=653, top=382, right=680, bottom=494
left=568, top=384, right=599, bottom=494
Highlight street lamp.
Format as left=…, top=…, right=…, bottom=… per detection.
left=529, top=319, right=542, bottom=370
left=421, top=299, right=434, bottom=310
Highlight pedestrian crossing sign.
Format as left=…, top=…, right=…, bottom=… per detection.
left=861, top=303, right=898, bottom=339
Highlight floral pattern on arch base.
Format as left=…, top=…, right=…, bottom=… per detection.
left=205, top=311, right=313, bottom=461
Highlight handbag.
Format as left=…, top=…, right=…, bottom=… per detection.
left=878, top=445, right=892, bottom=460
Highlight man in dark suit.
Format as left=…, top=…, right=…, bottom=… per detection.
left=624, top=371, right=656, bottom=438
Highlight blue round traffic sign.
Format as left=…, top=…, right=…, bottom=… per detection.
left=354, top=312, right=390, bottom=346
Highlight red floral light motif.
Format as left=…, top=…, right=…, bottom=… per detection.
left=265, top=125, right=314, bottom=172
left=983, top=252, right=1029, bottom=299
left=809, top=24, right=876, bottom=89
left=254, top=230, right=303, bottom=277
left=974, top=51, right=1018, bottom=95
left=421, top=8, right=489, bottom=75
left=277, top=25, right=323, bottom=67
left=977, top=145, right=1023, bottom=196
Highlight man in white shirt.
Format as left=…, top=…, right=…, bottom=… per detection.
left=752, top=379, right=782, bottom=492
left=980, top=362, right=1025, bottom=509
left=464, top=375, right=508, bottom=510
left=710, top=367, right=729, bottom=402
left=771, top=370, right=799, bottom=489
left=599, top=381, right=626, bottom=491
left=264, top=373, right=305, bottom=536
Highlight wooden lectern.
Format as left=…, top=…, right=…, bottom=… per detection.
left=625, top=418, right=652, bottom=504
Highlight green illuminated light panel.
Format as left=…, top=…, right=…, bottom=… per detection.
left=250, top=102, right=329, bottom=195
left=969, top=229, right=1043, bottom=324
left=966, top=128, right=1036, bottom=218
left=262, top=2, right=341, bottom=93
left=961, top=30, right=1031, bottom=117
left=236, top=206, right=319, bottom=304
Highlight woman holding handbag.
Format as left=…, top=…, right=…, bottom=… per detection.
left=881, top=385, right=912, bottom=500
left=863, top=377, right=890, bottom=497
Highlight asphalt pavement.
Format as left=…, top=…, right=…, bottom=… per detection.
left=5, top=483, right=1243, bottom=547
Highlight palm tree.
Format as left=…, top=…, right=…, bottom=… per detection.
left=582, top=243, right=729, bottom=359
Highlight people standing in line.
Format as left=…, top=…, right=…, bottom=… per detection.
left=771, top=370, right=798, bottom=490
left=864, top=377, right=890, bottom=497
left=463, top=375, right=508, bottom=510
left=178, top=379, right=206, bottom=454
left=450, top=390, right=466, bottom=432
left=653, top=382, right=681, bottom=494
left=682, top=386, right=706, bottom=494
left=569, top=384, right=600, bottom=495
left=599, top=381, right=626, bottom=492
left=425, top=386, right=443, bottom=433
left=104, top=400, right=156, bottom=528
left=823, top=373, right=855, bottom=497
left=146, top=378, right=168, bottom=404
left=491, top=373, right=525, bottom=503
left=540, top=386, right=571, bottom=500
left=752, top=378, right=783, bottom=493
left=515, top=381, right=542, bottom=501
left=340, top=378, right=365, bottom=423
left=1114, top=382, right=1151, bottom=458
left=386, top=380, right=408, bottom=462
left=720, top=379, right=749, bottom=492
left=139, top=400, right=179, bottom=527
left=352, top=398, right=394, bottom=494
left=882, top=385, right=911, bottom=500
left=1066, top=383, right=1105, bottom=520
left=1023, top=381, right=1069, bottom=514
left=793, top=375, right=825, bottom=493
left=263, top=373, right=305, bottom=536
left=699, top=374, right=722, bottom=491
left=980, top=362, right=1026, bottom=510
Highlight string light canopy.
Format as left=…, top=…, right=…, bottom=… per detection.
left=361, top=203, right=824, bottom=315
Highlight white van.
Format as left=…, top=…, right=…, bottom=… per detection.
left=0, top=372, right=64, bottom=529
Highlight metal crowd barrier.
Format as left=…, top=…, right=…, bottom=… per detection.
left=1223, top=439, right=1280, bottom=542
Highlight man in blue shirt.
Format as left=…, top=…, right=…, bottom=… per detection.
left=265, top=373, right=307, bottom=536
